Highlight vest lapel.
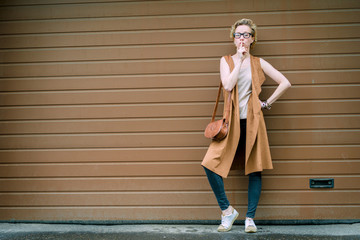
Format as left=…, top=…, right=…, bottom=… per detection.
left=245, top=55, right=262, bottom=162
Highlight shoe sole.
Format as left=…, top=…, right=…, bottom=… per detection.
left=217, top=212, right=239, bottom=232
left=245, top=226, right=257, bottom=233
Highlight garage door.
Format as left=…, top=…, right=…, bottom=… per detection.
left=0, top=0, right=359, bottom=221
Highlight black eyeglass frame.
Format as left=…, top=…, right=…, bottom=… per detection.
left=233, top=32, right=253, bottom=39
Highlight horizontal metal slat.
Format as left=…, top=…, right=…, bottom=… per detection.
left=1, top=191, right=359, bottom=206
left=2, top=40, right=360, bottom=63
left=1, top=70, right=359, bottom=92
left=1, top=101, right=359, bottom=120
left=1, top=10, right=360, bottom=34
left=0, top=115, right=359, bottom=134
left=2, top=55, right=360, bottom=78
left=1, top=0, right=359, bottom=21
left=0, top=176, right=358, bottom=192
left=1, top=85, right=359, bottom=106
left=0, top=130, right=359, bottom=149
left=1, top=25, right=359, bottom=49
left=0, top=206, right=358, bottom=220
left=0, top=161, right=359, bottom=177
left=0, top=145, right=358, bottom=163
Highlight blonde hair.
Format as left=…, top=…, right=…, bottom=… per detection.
left=230, top=18, right=257, bottom=48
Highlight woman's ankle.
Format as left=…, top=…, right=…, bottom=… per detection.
left=222, top=205, right=234, bottom=216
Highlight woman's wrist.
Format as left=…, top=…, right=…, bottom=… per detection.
left=261, top=100, right=272, bottom=110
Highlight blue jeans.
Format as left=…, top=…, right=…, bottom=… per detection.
left=203, top=119, right=262, bottom=218
left=203, top=167, right=262, bottom=218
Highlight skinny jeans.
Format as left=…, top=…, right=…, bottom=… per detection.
left=203, top=119, right=262, bottom=218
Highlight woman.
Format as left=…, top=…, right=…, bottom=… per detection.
left=201, top=18, right=291, bottom=233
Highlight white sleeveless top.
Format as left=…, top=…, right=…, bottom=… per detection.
left=237, top=65, right=252, bottom=119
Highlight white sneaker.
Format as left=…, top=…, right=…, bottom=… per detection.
left=245, top=217, right=257, bottom=233
left=217, top=209, right=239, bottom=232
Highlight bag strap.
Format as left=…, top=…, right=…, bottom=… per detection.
left=210, top=55, right=234, bottom=122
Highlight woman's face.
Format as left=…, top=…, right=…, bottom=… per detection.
left=233, top=25, right=254, bottom=51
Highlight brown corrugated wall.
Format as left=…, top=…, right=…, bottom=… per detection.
left=0, top=0, right=359, bottom=221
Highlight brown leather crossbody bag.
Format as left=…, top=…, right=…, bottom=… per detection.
left=204, top=82, right=232, bottom=141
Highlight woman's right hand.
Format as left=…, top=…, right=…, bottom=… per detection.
left=237, top=42, right=249, bottom=61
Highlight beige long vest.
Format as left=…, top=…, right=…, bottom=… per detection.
left=201, top=55, right=273, bottom=177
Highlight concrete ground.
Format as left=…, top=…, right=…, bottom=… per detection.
left=0, top=223, right=359, bottom=240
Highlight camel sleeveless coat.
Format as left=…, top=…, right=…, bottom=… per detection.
left=201, top=55, right=273, bottom=177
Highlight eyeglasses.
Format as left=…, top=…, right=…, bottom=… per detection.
left=233, top=32, right=252, bottom=39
